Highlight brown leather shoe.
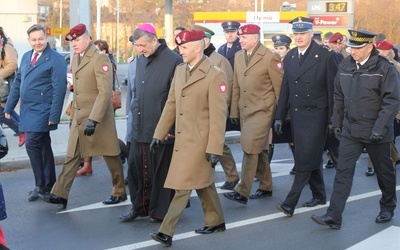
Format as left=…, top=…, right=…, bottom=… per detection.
left=18, top=132, right=26, bottom=147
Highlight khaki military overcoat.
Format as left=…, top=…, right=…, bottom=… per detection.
left=67, top=44, right=120, bottom=158
left=153, top=57, right=227, bottom=190
left=230, top=44, right=283, bottom=154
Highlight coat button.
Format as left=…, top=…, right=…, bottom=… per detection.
left=142, top=81, right=144, bottom=83
left=307, top=95, right=310, bottom=98
left=294, top=108, right=298, bottom=111
left=295, top=81, right=298, bottom=84
left=175, top=149, right=179, bottom=152
left=244, top=105, right=247, bottom=108
left=78, top=122, right=81, bottom=125
left=180, top=112, right=183, bottom=115
left=307, top=108, right=310, bottom=111
left=177, top=131, right=181, bottom=134
left=182, top=94, right=185, bottom=97
left=295, top=94, right=298, bottom=97
left=244, top=90, right=247, bottom=92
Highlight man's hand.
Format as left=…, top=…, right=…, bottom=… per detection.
left=274, top=120, right=283, bottom=135
left=84, top=119, right=97, bottom=136
left=4, top=113, right=10, bottom=119
left=150, top=139, right=161, bottom=153
left=370, top=131, right=383, bottom=144
left=230, top=118, right=239, bottom=125
left=206, top=154, right=220, bottom=168
left=333, top=127, right=342, bottom=140
left=327, top=124, right=333, bottom=134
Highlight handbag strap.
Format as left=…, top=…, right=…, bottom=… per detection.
left=112, top=63, right=121, bottom=90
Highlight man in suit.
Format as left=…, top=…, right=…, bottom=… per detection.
left=312, top=30, right=400, bottom=229
left=223, top=24, right=283, bottom=205
left=193, top=24, right=239, bottom=190
left=39, top=23, right=126, bottom=209
left=4, top=24, right=67, bottom=202
left=274, top=17, right=339, bottom=216
left=150, top=29, right=227, bottom=247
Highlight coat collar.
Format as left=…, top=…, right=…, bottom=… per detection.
left=74, top=43, right=97, bottom=73
left=183, top=56, right=212, bottom=88
left=26, top=44, right=52, bottom=74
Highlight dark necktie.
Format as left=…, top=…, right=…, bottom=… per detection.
left=226, top=46, right=231, bottom=56
left=30, top=52, right=39, bottom=66
left=298, top=53, right=303, bottom=65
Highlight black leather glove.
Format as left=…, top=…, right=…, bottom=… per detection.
left=370, top=131, right=383, bottom=144
left=274, top=120, right=283, bottom=135
left=333, top=127, right=342, bottom=141
left=206, top=154, right=220, bottom=168
left=230, top=118, right=239, bottom=125
left=150, top=138, right=161, bottom=153
left=84, top=119, right=97, bottom=136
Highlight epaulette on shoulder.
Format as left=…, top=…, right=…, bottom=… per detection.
left=320, top=44, right=332, bottom=51
left=211, top=64, right=222, bottom=72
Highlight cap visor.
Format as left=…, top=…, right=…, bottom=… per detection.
left=346, top=42, right=368, bottom=48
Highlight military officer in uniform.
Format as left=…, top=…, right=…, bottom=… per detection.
left=223, top=24, right=283, bottom=205
left=193, top=24, right=240, bottom=190
left=274, top=17, right=339, bottom=216
left=311, top=30, right=400, bottom=229
left=150, top=29, right=227, bottom=247
left=40, top=23, right=126, bottom=208
left=218, top=21, right=242, bottom=69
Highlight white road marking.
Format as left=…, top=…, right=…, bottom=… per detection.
left=105, top=186, right=400, bottom=250
left=346, top=226, right=400, bottom=250
left=58, top=162, right=296, bottom=214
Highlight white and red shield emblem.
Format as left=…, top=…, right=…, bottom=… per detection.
left=277, top=62, right=282, bottom=70
left=102, top=64, right=109, bottom=72
left=219, top=83, right=227, bottom=93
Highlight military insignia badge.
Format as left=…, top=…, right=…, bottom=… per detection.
left=277, top=62, right=283, bottom=69
left=219, top=83, right=227, bottom=93
left=102, top=65, right=109, bottom=72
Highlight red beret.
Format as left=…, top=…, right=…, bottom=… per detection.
left=65, top=23, right=87, bottom=41
left=175, top=30, right=205, bottom=45
left=237, top=24, right=260, bottom=35
left=329, top=32, right=343, bottom=43
left=376, top=40, right=393, bottom=50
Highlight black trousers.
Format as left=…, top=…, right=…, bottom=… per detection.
left=327, top=136, right=397, bottom=221
left=25, top=132, right=55, bottom=188
left=128, top=139, right=174, bottom=219
left=284, top=166, right=326, bottom=209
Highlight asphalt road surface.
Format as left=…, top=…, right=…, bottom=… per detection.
left=1, top=142, right=399, bottom=250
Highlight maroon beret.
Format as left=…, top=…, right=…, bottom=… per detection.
left=175, top=30, right=205, bottom=45
left=329, top=32, right=344, bottom=43
left=65, top=23, right=87, bottom=41
left=237, top=24, right=260, bottom=35
left=376, top=40, right=393, bottom=50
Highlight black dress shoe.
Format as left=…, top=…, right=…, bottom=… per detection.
left=103, top=195, right=127, bottom=205
left=223, top=191, right=248, bottom=205
left=325, top=160, right=334, bottom=168
left=276, top=202, right=294, bottom=217
left=302, top=198, right=326, bottom=207
left=119, top=210, right=146, bottom=222
left=220, top=179, right=239, bottom=190
left=150, top=232, right=172, bottom=247
left=249, top=189, right=272, bottom=199
left=311, top=214, right=341, bottom=229
left=195, top=222, right=226, bottom=234
left=149, top=217, right=163, bottom=223
left=289, top=167, right=296, bottom=175
left=40, top=194, right=68, bottom=209
left=375, top=211, right=394, bottom=223
left=365, top=168, right=375, bottom=176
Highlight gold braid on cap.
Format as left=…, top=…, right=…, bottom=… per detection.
left=350, top=36, right=374, bottom=43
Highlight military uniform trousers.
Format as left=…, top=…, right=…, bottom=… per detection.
left=327, top=136, right=397, bottom=221
left=220, top=143, right=239, bottom=182
left=235, top=150, right=272, bottom=198
left=51, top=139, right=126, bottom=199
left=159, top=183, right=224, bottom=237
